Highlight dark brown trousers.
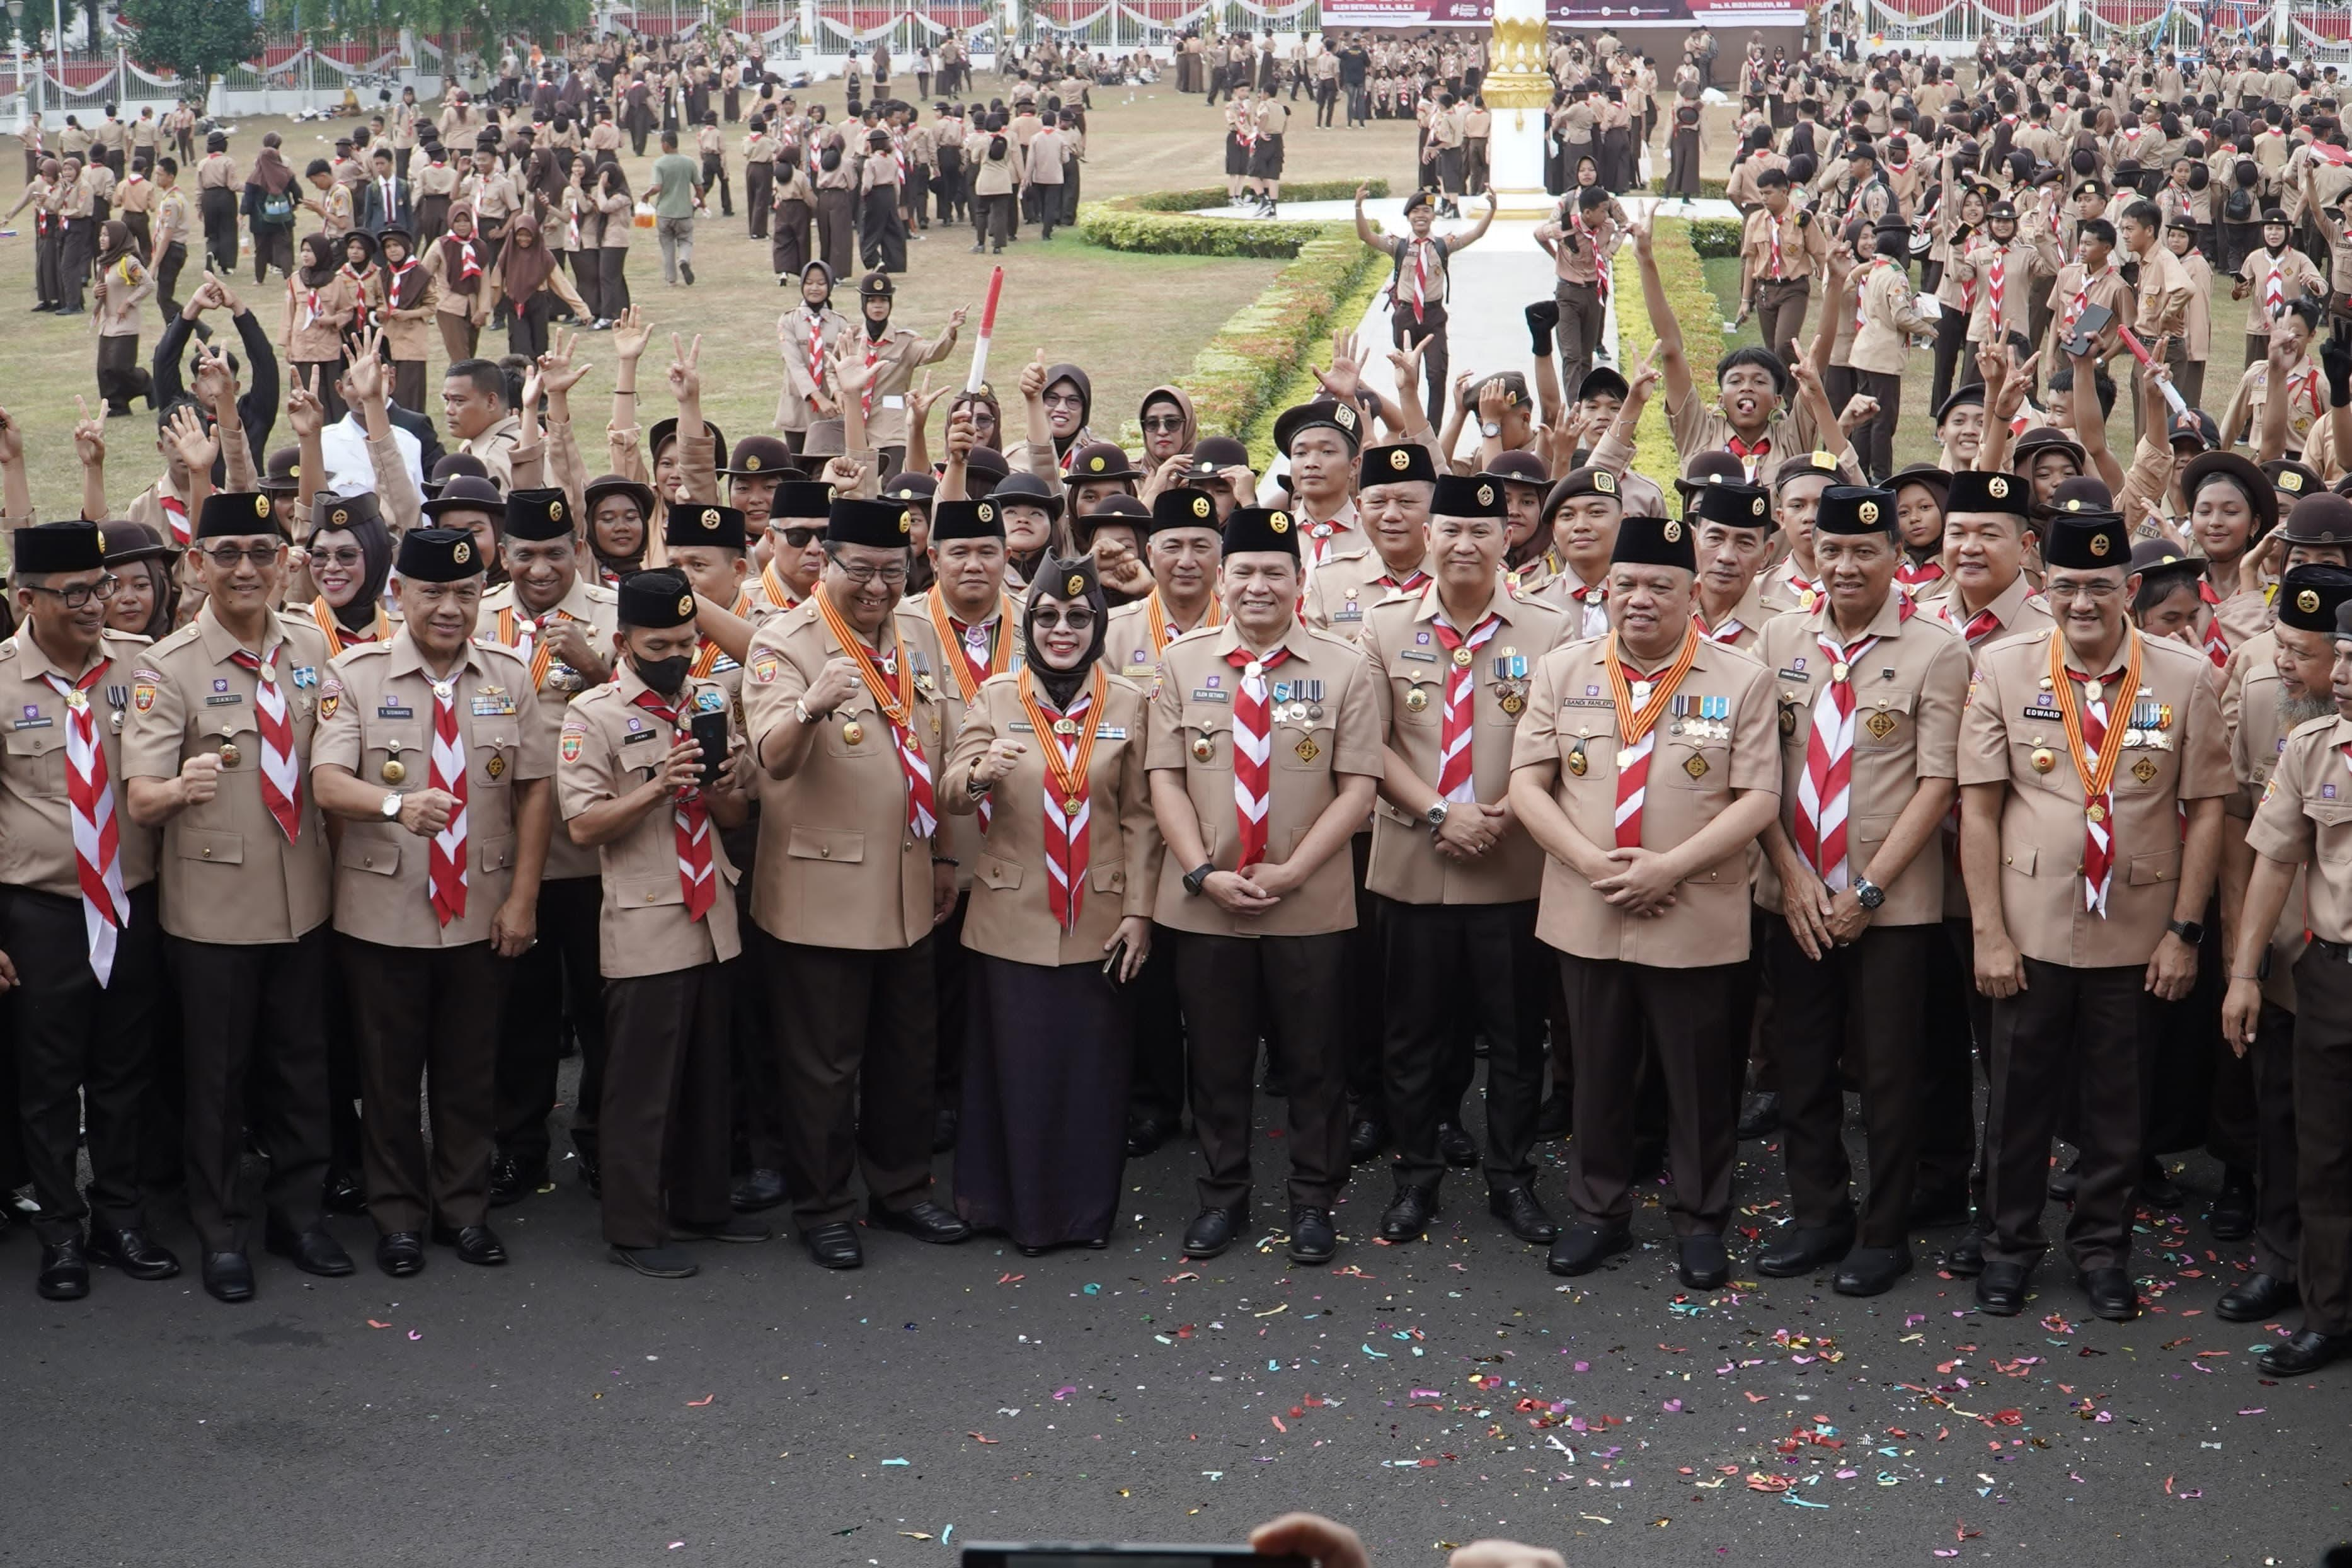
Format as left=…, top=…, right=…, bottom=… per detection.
left=346, top=936, right=508, bottom=1234
left=600, top=963, right=733, bottom=1247
left=1176, top=930, right=1348, bottom=1212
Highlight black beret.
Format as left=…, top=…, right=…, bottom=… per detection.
left=665, top=502, right=748, bottom=551
left=1220, top=506, right=1301, bottom=559
left=1271, top=399, right=1364, bottom=456
left=1609, top=515, right=1697, bottom=572
left=11, top=520, right=104, bottom=575
left=502, top=486, right=570, bottom=542
left=617, top=568, right=699, bottom=629
left=310, top=489, right=383, bottom=538
left=2278, top=564, right=2352, bottom=632
left=196, top=491, right=280, bottom=539
left=395, top=527, right=485, bottom=583
left=931, top=498, right=1006, bottom=541
left=2040, top=511, right=2131, bottom=570
left=829, top=496, right=916, bottom=548
left=1360, top=443, right=1438, bottom=485
left=1150, top=487, right=1223, bottom=534
left=1687, top=480, right=1774, bottom=530
left=1774, top=450, right=1846, bottom=489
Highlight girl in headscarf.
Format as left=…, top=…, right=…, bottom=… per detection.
left=584, top=474, right=655, bottom=585
left=949, top=387, right=1004, bottom=455
left=100, top=522, right=176, bottom=639
left=242, top=132, right=298, bottom=283
left=940, top=551, right=1154, bottom=1256
left=376, top=224, right=439, bottom=415
left=771, top=137, right=814, bottom=280
left=284, top=231, right=355, bottom=422
left=594, top=161, right=634, bottom=321
left=423, top=198, right=492, bottom=363
left=562, top=157, right=605, bottom=327
left=91, top=219, right=154, bottom=416
left=301, top=500, right=396, bottom=655
left=775, top=260, right=850, bottom=457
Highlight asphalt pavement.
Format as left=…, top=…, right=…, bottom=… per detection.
left=1, top=1063, right=2346, bottom=1568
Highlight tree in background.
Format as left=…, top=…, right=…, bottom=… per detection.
left=120, top=0, right=260, bottom=99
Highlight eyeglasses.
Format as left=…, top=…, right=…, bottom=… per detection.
left=27, top=575, right=119, bottom=609
left=310, top=546, right=365, bottom=568
left=1041, top=391, right=1085, bottom=410
left=832, top=560, right=909, bottom=587
left=780, top=527, right=825, bottom=548
left=201, top=544, right=282, bottom=569
left=1140, top=416, right=1186, bottom=434
left=1031, top=607, right=1096, bottom=631
left=2044, top=579, right=2122, bottom=600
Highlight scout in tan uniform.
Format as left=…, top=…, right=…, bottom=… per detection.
left=742, top=495, right=972, bottom=1269
left=311, top=528, right=553, bottom=1277
left=481, top=488, right=619, bottom=1203
left=844, top=271, right=965, bottom=474
left=2227, top=592, right=2352, bottom=1374
left=1757, top=450, right=1847, bottom=615
left=1958, top=510, right=2230, bottom=1323
left=1508, top=513, right=1779, bottom=1290
left=750, top=480, right=835, bottom=617
left=1751, top=486, right=1970, bottom=1296
left=122, top=493, right=341, bottom=1305
left=1630, top=217, right=1825, bottom=474
left=2212, top=561, right=2352, bottom=1334
left=1522, top=467, right=1621, bottom=637
left=1689, top=478, right=1777, bottom=649
left=559, top=568, right=766, bottom=1279
left=1101, top=487, right=1224, bottom=1157
left=1271, top=399, right=1366, bottom=580
left=1302, top=443, right=1435, bottom=637
left=1363, top=476, right=1572, bottom=1247
left=1147, top=506, right=1380, bottom=1265
left=2, top=521, right=176, bottom=1302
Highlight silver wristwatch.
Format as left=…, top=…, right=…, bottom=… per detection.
left=380, top=791, right=402, bottom=820
left=1425, top=799, right=1450, bottom=830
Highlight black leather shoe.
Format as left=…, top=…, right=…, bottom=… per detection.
left=1757, top=1220, right=1855, bottom=1278
left=731, top=1168, right=788, bottom=1213
left=1941, top=1228, right=1987, bottom=1277
left=1907, top=1189, right=1973, bottom=1229
left=1533, top=1092, right=1571, bottom=1142
left=1736, top=1090, right=1781, bottom=1140
left=577, top=1154, right=602, bottom=1198
left=36, top=1236, right=89, bottom=1300
left=490, top=1155, right=547, bottom=1208
left=873, top=1198, right=972, bottom=1244
left=321, top=1169, right=369, bottom=1216
left=2208, top=1167, right=2256, bottom=1240
left=1183, top=1203, right=1248, bottom=1259
left=801, top=1221, right=863, bottom=1269
left=1834, top=1245, right=1913, bottom=1296
left=2049, top=1159, right=2080, bottom=1203
left=611, top=1243, right=700, bottom=1279
left=1437, top=1121, right=1479, bottom=1167
left=674, top=1216, right=773, bottom=1244
left=1261, top=1062, right=1289, bottom=1098
left=1378, top=1186, right=1438, bottom=1242
left=1975, top=1261, right=2029, bottom=1315
left=1489, top=1184, right=1559, bottom=1244
left=1346, top=1117, right=1388, bottom=1162
left=2218, top=1272, right=2300, bottom=1322
left=85, top=1225, right=181, bottom=1280
left=1125, top=1114, right=1173, bottom=1159
left=431, top=1223, right=509, bottom=1266
left=1287, top=1205, right=1336, bottom=1264
left=2080, top=1266, right=2140, bottom=1321
left=2139, top=1157, right=2183, bottom=1208
left=264, top=1220, right=354, bottom=1278
left=1547, top=1222, right=1633, bottom=1276
left=1678, top=1232, right=1730, bottom=1290
left=202, top=1249, right=256, bottom=1302
left=2258, top=1327, right=2352, bottom=1375
left=375, top=1232, right=424, bottom=1277
left=932, top=1106, right=960, bottom=1153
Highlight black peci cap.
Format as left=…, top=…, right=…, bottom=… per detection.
left=1945, top=469, right=2032, bottom=517
left=197, top=491, right=280, bottom=539
left=1688, top=480, right=1774, bottom=530
left=664, top=503, right=748, bottom=551
left=1609, top=515, right=1697, bottom=572
left=1431, top=474, right=1507, bottom=518
left=2279, top=563, right=2352, bottom=633
left=1220, top=506, right=1301, bottom=559
left=502, top=486, right=570, bottom=542
left=930, top=498, right=1006, bottom=541
left=2040, top=511, right=2131, bottom=569
left=1360, top=443, right=1438, bottom=485
left=1151, top=487, right=1222, bottom=534
left=828, top=496, right=917, bottom=548
left=11, top=520, right=105, bottom=575
left=395, top=527, right=485, bottom=582
left=1816, top=485, right=1900, bottom=535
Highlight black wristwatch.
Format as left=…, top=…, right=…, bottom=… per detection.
left=1852, top=874, right=1884, bottom=910
left=2167, top=917, right=2205, bottom=946
left=1183, top=861, right=1216, bottom=896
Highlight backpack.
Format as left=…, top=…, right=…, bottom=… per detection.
left=259, top=186, right=295, bottom=227
left=2223, top=162, right=2256, bottom=222
left=1387, top=234, right=1450, bottom=307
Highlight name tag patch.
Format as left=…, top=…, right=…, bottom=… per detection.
left=1399, top=648, right=1438, bottom=663
left=205, top=694, right=243, bottom=707
left=2021, top=705, right=2063, bottom=721
left=378, top=703, right=415, bottom=719
left=1190, top=689, right=1230, bottom=703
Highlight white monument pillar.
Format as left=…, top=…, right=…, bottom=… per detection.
left=1481, top=0, right=1553, bottom=215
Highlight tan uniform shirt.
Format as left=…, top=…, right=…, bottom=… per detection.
left=2131, top=241, right=2193, bottom=341
left=482, top=575, right=619, bottom=881
left=0, top=627, right=160, bottom=899
left=1300, top=546, right=1430, bottom=638
left=1363, top=585, right=1572, bottom=905
left=2247, top=709, right=2352, bottom=946
left=313, top=634, right=549, bottom=948
left=1956, top=628, right=2230, bottom=968
left=741, top=598, right=951, bottom=951
left=1145, top=621, right=1381, bottom=937
left=2224, top=629, right=2309, bottom=1011
left=1755, top=593, right=1970, bottom=925
left=1101, top=592, right=1219, bottom=686
left=120, top=603, right=334, bottom=944
left=938, top=670, right=1161, bottom=967
left=844, top=326, right=955, bottom=450
left=556, top=669, right=743, bottom=978
left=1511, top=634, right=1780, bottom=963
left=1850, top=256, right=1932, bottom=375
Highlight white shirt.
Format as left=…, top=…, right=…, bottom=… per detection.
left=320, top=412, right=423, bottom=498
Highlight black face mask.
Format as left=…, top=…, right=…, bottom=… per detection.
left=633, top=653, right=692, bottom=697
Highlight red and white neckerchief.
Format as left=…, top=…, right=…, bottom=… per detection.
left=1372, top=564, right=1431, bottom=598
left=1304, top=515, right=1350, bottom=569
left=1228, top=644, right=1290, bottom=869
left=387, top=256, right=422, bottom=309
left=804, top=306, right=829, bottom=387
left=1572, top=210, right=1610, bottom=306
left=2063, top=261, right=2114, bottom=335
left=1406, top=237, right=1433, bottom=323
left=229, top=646, right=301, bottom=842
left=1896, top=556, right=1946, bottom=590
left=631, top=687, right=716, bottom=922
left=1987, top=245, right=2007, bottom=323
left=426, top=675, right=469, bottom=925
left=341, top=263, right=374, bottom=333
left=1728, top=433, right=1770, bottom=483
left=2196, top=580, right=2232, bottom=667
left=41, top=656, right=130, bottom=985
left=455, top=236, right=483, bottom=280
left=2172, top=186, right=2194, bottom=227
left=1784, top=566, right=1821, bottom=610
left=1430, top=607, right=1501, bottom=803
left=158, top=493, right=190, bottom=546
left=1019, top=665, right=1106, bottom=930
left=1793, top=606, right=1911, bottom=888
left=1695, top=604, right=1748, bottom=644
left=2263, top=248, right=2287, bottom=319
left=2278, top=363, right=2325, bottom=421
left=813, top=589, right=936, bottom=837
left=1567, top=578, right=1609, bottom=638
left=859, top=331, right=884, bottom=420
left=1605, top=626, right=1701, bottom=850
left=301, top=285, right=324, bottom=331
left=1764, top=209, right=1786, bottom=280
left=892, top=134, right=910, bottom=182
left=2051, top=632, right=2140, bottom=917
left=1939, top=595, right=2002, bottom=646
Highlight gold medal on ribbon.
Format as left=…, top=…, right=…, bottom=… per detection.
left=2030, top=746, right=2055, bottom=774
left=1404, top=686, right=1428, bottom=712
left=1452, top=646, right=1473, bottom=667
left=219, top=741, right=241, bottom=767
left=1192, top=734, right=1213, bottom=761
left=841, top=719, right=865, bottom=745
left=1566, top=740, right=1587, bottom=776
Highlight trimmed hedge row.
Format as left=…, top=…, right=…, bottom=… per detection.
left=1611, top=218, right=1724, bottom=513
left=1646, top=176, right=1731, bottom=200
left=1167, top=231, right=1385, bottom=464
left=1120, top=178, right=1391, bottom=213
left=1077, top=178, right=1392, bottom=258
left=1689, top=217, right=1742, bottom=259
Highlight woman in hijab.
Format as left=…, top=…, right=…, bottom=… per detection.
left=91, top=219, right=155, bottom=417
left=423, top=198, right=492, bottom=365
left=374, top=224, right=439, bottom=413
left=100, top=522, right=176, bottom=639
left=284, top=232, right=357, bottom=423
left=197, top=130, right=238, bottom=273
left=1133, top=384, right=1196, bottom=493
left=775, top=260, right=849, bottom=457
left=562, top=158, right=604, bottom=327
left=949, top=387, right=1004, bottom=455
left=1022, top=359, right=1095, bottom=472
left=594, top=161, right=634, bottom=321
left=771, top=138, right=814, bottom=280
left=584, top=473, right=655, bottom=585
left=941, top=552, right=1158, bottom=1255
left=241, top=132, right=298, bottom=283
left=485, top=211, right=586, bottom=358
left=299, top=498, right=396, bottom=655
